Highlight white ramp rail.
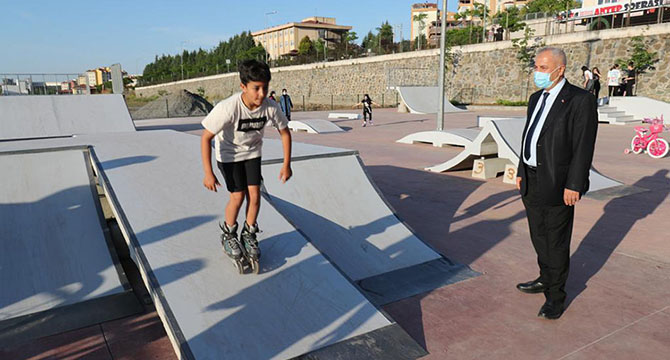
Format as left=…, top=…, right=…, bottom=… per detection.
left=394, top=86, right=466, bottom=115
left=427, top=118, right=623, bottom=193
left=397, top=128, right=480, bottom=147
left=0, top=95, right=135, bottom=141
left=287, top=119, right=345, bottom=134
left=328, top=112, right=361, bottom=120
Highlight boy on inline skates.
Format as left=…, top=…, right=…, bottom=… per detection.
left=200, top=59, right=292, bottom=273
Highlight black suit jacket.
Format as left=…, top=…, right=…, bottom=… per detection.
left=517, top=80, right=598, bottom=206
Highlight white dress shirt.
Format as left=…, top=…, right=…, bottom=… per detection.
left=523, top=78, right=566, bottom=167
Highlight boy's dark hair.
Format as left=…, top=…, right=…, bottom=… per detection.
left=581, top=66, right=588, bottom=72
left=239, top=60, right=271, bottom=84
left=628, top=61, right=634, bottom=67
left=282, top=88, right=287, bottom=92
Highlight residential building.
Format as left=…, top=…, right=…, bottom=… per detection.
left=252, top=17, right=352, bottom=60
left=427, top=12, right=463, bottom=47
left=411, top=3, right=440, bottom=44
left=86, top=71, right=97, bottom=87
left=458, top=0, right=529, bottom=15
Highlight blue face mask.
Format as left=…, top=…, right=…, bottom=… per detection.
left=534, top=67, right=560, bottom=89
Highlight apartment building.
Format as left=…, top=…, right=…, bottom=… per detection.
left=252, top=17, right=352, bottom=59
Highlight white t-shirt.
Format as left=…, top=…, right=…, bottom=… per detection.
left=607, top=69, right=621, bottom=86
left=584, top=70, right=593, bottom=81
left=201, top=93, right=288, bottom=163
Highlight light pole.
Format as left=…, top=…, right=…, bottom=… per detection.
left=265, top=11, right=277, bottom=62
left=482, top=3, right=487, bottom=42
left=180, top=41, right=188, bottom=81
left=437, top=0, right=448, bottom=131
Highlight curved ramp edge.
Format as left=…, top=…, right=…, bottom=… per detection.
left=397, top=129, right=480, bottom=147
left=395, top=86, right=466, bottom=115
left=288, top=119, right=345, bottom=134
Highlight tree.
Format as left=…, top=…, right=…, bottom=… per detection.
left=412, top=34, right=427, bottom=50
left=343, top=31, right=358, bottom=54
left=493, top=6, right=526, bottom=40
left=313, top=38, right=325, bottom=61
left=523, top=0, right=580, bottom=15
left=616, top=35, right=660, bottom=91
left=362, top=31, right=377, bottom=53
left=512, top=26, right=545, bottom=99
left=298, top=36, right=315, bottom=56
left=412, top=13, right=428, bottom=50
left=376, top=21, right=394, bottom=54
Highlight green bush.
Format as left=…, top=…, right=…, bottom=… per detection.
left=496, top=99, right=528, bottom=106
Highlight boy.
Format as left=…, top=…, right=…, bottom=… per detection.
left=200, top=59, right=292, bottom=268
left=278, top=88, right=293, bottom=121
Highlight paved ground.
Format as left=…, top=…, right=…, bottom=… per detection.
left=4, top=108, right=669, bottom=359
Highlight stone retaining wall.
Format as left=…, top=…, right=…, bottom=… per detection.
left=136, top=23, right=670, bottom=106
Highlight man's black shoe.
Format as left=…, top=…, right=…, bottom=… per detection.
left=538, top=301, right=564, bottom=320
left=516, top=279, right=546, bottom=294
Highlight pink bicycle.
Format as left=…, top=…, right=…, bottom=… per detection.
left=626, top=116, right=669, bottom=159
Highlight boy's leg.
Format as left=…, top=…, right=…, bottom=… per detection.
left=243, top=157, right=262, bottom=226
left=245, top=186, right=261, bottom=226
left=217, top=161, right=248, bottom=226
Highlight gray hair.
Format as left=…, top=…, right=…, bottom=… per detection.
left=538, top=47, right=567, bottom=66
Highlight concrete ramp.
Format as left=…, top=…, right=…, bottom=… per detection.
left=0, top=148, right=140, bottom=346
left=0, top=95, right=135, bottom=141
left=397, top=128, right=480, bottom=147
left=262, top=152, right=479, bottom=305
left=395, top=86, right=466, bottom=114
left=287, top=119, right=345, bottom=134
left=328, top=113, right=361, bottom=120
left=0, top=131, right=426, bottom=359
left=427, top=119, right=623, bottom=192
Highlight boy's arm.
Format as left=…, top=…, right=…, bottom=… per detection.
left=278, top=127, right=292, bottom=183
left=201, top=129, right=221, bottom=192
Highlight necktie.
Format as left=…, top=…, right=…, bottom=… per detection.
left=524, top=92, right=550, bottom=161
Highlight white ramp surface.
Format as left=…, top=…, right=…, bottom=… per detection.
left=0, top=150, right=125, bottom=320
left=396, top=86, right=466, bottom=114
left=427, top=119, right=623, bottom=192
left=16, top=131, right=400, bottom=359
left=287, top=119, right=345, bottom=134
left=397, top=128, right=480, bottom=147
left=0, top=95, right=135, bottom=140
left=263, top=154, right=442, bottom=281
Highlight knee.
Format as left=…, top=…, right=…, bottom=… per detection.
left=229, top=192, right=245, bottom=206
left=247, top=187, right=261, bottom=205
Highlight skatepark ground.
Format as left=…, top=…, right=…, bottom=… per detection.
left=3, top=108, right=669, bottom=359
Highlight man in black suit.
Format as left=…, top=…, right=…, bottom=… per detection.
left=515, top=47, right=598, bottom=320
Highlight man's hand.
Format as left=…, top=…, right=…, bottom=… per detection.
left=203, top=173, right=220, bottom=192
left=279, top=165, right=292, bottom=183
left=564, top=189, right=580, bottom=206
left=516, top=177, right=522, bottom=190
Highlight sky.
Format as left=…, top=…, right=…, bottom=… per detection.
left=0, top=0, right=459, bottom=75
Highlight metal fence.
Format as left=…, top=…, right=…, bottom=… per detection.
left=0, top=73, right=93, bottom=96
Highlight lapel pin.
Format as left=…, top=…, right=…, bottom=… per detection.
left=561, top=99, right=565, bottom=103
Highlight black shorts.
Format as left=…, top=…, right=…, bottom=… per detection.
left=217, top=157, right=262, bottom=193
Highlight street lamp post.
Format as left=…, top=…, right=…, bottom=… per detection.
left=437, top=0, right=448, bottom=131
left=265, top=11, right=278, bottom=62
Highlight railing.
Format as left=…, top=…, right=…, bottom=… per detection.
left=1, top=73, right=92, bottom=96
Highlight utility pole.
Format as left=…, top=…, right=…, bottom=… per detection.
left=265, top=11, right=277, bottom=62
left=482, top=3, right=487, bottom=42
left=437, top=0, right=448, bottom=131
left=180, top=41, right=187, bottom=81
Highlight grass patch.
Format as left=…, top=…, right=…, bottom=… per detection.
left=495, top=99, right=528, bottom=106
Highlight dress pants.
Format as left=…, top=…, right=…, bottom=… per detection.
left=521, top=166, right=574, bottom=304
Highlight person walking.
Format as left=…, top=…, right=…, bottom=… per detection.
left=516, top=47, right=598, bottom=320
left=352, top=94, right=380, bottom=127
left=592, top=67, right=602, bottom=100
left=279, top=88, right=293, bottom=120
left=607, top=64, right=622, bottom=97
left=582, top=66, right=594, bottom=93
left=623, top=62, right=636, bottom=96
left=268, top=90, right=277, bottom=102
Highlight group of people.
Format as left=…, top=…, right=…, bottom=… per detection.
left=268, top=89, right=293, bottom=121
left=582, top=62, right=637, bottom=99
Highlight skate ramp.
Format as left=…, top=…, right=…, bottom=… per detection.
left=0, top=95, right=135, bottom=141
left=287, top=119, right=345, bottom=134
left=328, top=112, right=361, bottom=120
left=397, top=128, right=480, bottom=147
left=427, top=119, right=623, bottom=192
left=395, top=86, right=466, bottom=114
left=0, top=148, right=140, bottom=346
left=262, top=152, right=479, bottom=304
left=0, top=131, right=425, bottom=359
